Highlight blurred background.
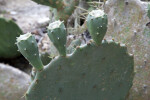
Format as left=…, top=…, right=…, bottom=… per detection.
left=0, top=0, right=150, bottom=100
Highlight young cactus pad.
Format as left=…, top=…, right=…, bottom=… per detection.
left=23, top=19, right=134, bottom=100
left=17, top=33, right=43, bottom=70
left=86, top=10, right=108, bottom=45
left=67, top=38, right=82, bottom=54
left=47, top=20, right=67, bottom=56
left=0, top=18, right=22, bottom=58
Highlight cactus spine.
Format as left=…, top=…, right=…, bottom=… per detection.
left=17, top=10, right=134, bottom=100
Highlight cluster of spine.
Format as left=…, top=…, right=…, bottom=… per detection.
left=16, top=10, right=134, bottom=100
left=32, top=0, right=79, bottom=22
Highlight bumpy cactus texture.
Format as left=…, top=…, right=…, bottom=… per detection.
left=32, top=0, right=79, bottom=22
left=17, top=10, right=134, bottom=100
left=0, top=18, right=22, bottom=58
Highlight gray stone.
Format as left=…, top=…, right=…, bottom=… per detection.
left=0, top=0, right=50, bottom=33
left=0, top=63, right=30, bottom=100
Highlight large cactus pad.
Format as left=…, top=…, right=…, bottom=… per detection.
left=26, top=40, right=134, bottom=100
left=0, top=18, right=22, bottom=58
left=17, top=10, right=135, bottom=100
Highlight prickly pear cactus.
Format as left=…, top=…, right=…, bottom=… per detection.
left=105, top=1, right=150, bottom=99
left=67, top=38, right=81, bottom=54
left=17, top=10, right=134, bottom=100
left=147, top=4, right=150, bottom=19
left=47, top=20, right=67, bottom=56
left=0, top=18, right=22, bottom=58
left=32, top=0, right=79, bottom=22
left=40, top=52, right=52, bottom=66
left=86, top=10, right=108, bottom=45
left=17, top=33, right=43, bottom=70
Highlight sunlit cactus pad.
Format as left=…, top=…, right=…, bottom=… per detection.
left=26, top=40, right=134, bottom=100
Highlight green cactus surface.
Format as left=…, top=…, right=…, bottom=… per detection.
left=86, top=10, right=108, bottom=45
left=47, top=20, right=67, bottom=56
left=40, top=52, right=52, bottom=65
left=147, top=4, right=150, bottom=19
left=32, top=0, right=79, bottom=22
left=0, top=18, right=22, bottom=58
left=67, top=38, right=81, bottom=54
left=25, top=40, right=134, bottom=100
left=17, top=33, right=43, bottom=70
left=17, top=10, right=134, bottom=100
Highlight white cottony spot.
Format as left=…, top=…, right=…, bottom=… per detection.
left=48, top=20, right=62, bottom=30
left=17, top=33, right=32, bottom=43
left=89, top=10, right=105, bottom=18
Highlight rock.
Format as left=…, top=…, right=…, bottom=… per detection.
left=105, top=0, right=150, bottom=99
left=0, top=63, right=30, bottom=100
left=0, top=0, right=50, bottom=33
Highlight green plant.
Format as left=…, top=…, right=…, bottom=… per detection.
left=0, top=18, right=22, bottom=58
left=40, top=52, right=52, bottom=65
left=32, top=0, right=79, bottom=22
left=67, top=38, right=81, bottom=54
left=86, top=10, right=107, bottom=45
left=17, top=10, right=134, bottom=100
left=47, top=20, right=67, bottom=56
left=147, top=4, right=150, bottom=18
left=17, top=33, right=43, bottom=70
